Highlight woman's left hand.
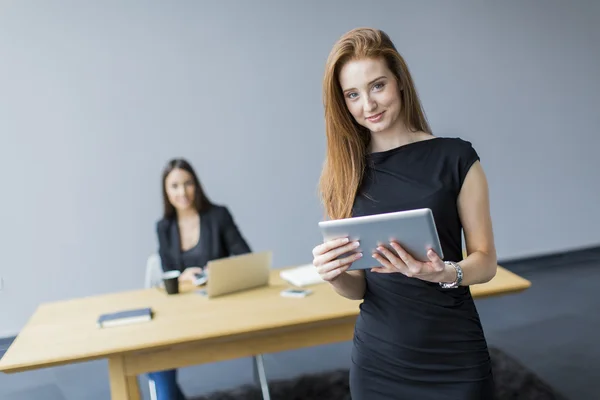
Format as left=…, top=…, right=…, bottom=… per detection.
left=371, top=241, right=453, bottom=283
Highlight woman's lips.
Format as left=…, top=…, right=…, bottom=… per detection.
left=366, top=111, right=385, bottom=122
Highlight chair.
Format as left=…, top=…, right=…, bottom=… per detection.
left=143, top=253, right=272, bottom=400
left=145, top=253, right=164, bottom=290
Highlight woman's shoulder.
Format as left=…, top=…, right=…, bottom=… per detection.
left=203, top=203, right=227, bottom=215
left=156, top=217, right=174, bottom=232
left=431, top=136, right=479, bottom=161
left=201, top=204, right=234, bottom=223
left=432, top=136, right=476, bottom=150
left=433, top=136, right=481, bottom=189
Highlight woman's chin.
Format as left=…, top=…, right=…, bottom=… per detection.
left=175, top=203, right=193, bottom=212
left=367, top=123, right=391, bottom=134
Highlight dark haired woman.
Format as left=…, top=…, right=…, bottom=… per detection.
left=149, top=158, right=251, bottom=400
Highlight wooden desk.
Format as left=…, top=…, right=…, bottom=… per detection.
left=0, top=265, right=530, bottom=399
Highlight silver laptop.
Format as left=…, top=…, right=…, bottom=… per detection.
left=199, top=251, right=272, bottom=298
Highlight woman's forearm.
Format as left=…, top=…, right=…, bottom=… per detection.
left=443, top=250, right=497, bottom=286
left=329, top=270, right=366, bottom=300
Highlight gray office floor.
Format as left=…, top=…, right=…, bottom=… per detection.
left=1, top=255, right=598, bottom=400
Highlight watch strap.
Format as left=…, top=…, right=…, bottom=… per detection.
left=440, top=261, right=463, bottom=289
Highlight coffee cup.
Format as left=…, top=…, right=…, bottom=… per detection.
left=162, top=270, right=181, bottom=295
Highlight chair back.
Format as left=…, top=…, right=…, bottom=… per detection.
left=144, top=253, right=163, bottom=289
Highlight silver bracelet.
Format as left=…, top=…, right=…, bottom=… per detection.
left=439, top=261, right=463, bottom=289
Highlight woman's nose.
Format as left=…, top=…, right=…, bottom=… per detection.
left=363, top=96, right=377, bottom=113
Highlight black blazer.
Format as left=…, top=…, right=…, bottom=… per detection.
left=156, top=204, right=251, bottom=272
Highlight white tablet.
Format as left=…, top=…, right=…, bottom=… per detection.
left=317, top=208, right=444, bottom=271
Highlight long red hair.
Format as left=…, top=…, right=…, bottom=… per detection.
left=319, top=27, right=431, bottom=220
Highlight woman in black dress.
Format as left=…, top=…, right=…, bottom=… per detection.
left=312, top=28, right=498, bottom=399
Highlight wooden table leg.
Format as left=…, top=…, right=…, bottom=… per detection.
left=108, top=355, right=141, bottom=400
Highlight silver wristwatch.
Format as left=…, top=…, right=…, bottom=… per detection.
left=439, top=261, right=463, bottom=289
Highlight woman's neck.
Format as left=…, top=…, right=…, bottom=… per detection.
left=176, top=207, right=199, bottom=221
left=369, top=123, right=431, bottom=153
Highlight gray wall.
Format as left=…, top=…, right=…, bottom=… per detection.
left=1, top=0, right=599, bottom=390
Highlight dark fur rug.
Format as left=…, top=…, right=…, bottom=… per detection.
left=193, top=347, right=567, bottom=400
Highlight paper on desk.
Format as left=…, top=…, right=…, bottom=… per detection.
left=279, top=264, right=325, bottom=287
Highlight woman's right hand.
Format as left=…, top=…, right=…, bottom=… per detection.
left=179, top=267, right=204, bottom=283
left=312, top=237, right=362, bottom=282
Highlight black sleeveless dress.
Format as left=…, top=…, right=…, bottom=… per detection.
left=349, top=137, right=495, bottom=400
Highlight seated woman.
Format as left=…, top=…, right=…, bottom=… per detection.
left=148, top=158, right=251, bottom=400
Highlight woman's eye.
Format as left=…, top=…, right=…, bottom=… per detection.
left=373, top=83, right=384, bottom=90
left=347, top=92, right=358, bottom=99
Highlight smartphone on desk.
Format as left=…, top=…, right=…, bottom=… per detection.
left=280, top=288, right=313, bottom=298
